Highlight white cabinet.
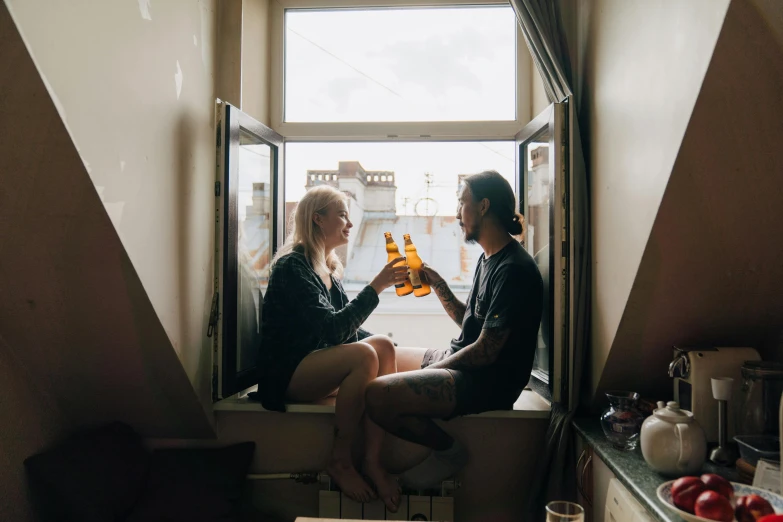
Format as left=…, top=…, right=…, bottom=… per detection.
left=575, top=444, right=654, bottom=522
left=605, top=479, right=654, bottom=522
left=592, top=452, right=615, bottom=522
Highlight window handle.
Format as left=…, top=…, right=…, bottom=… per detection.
left=207, top=292, right=219, bottom=338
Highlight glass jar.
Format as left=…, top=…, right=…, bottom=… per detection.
left=737, top=361, right=783, bottom=437
left=601, top=391, right=644, bottom=450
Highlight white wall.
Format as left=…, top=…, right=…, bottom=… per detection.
left=5, top=0, right=219, bottom=407
left=352, top=290, right=465, bottom=348
left=580, top=0, right=730, bottom=394
left=364, top=186, right=397, bottom=213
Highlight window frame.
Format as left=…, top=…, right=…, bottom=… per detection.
left=214, top=101, right=285, bottom=400
left=515, top=100, right=571, bottom=406
left=270, top=0, right=531, bottom=141
left=227, top=0, right=571, bottom=407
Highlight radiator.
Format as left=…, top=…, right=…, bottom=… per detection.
left=318, top=474, right=457, bottom=521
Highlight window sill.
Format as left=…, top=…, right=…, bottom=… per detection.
left=214, top=389, right=551, bottom=419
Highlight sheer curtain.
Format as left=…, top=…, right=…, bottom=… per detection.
left=510, top=0, right=592, bottom=518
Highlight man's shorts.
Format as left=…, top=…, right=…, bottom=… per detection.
left=421, top=348, right=519, bottom=418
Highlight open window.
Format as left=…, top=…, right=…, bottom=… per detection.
left=212, top=0, right=576, bottom=408
left=212, top=101, right=285, bottom=400
left=516, top=100, right=575, bottom=406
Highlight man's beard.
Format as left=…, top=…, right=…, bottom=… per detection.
left=462, top=226, right=479, bottom=244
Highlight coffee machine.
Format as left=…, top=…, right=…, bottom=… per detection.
left=669, top=346, right=760, bottom=443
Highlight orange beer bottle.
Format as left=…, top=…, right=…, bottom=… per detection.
left=384, top=232, right=413, bottom=297
left=403, top=234, right=431, bottom=297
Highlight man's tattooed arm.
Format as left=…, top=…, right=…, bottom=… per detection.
left=431, top=279, right=466, bottom=326
left=426, top=327, right=510, bottom=371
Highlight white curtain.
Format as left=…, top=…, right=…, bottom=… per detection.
left=510, top=0, right=592, bottom=518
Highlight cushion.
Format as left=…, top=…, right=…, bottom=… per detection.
left=126, top=441, right=256, bottom=522
left=24, top=422, right=150, bottom=522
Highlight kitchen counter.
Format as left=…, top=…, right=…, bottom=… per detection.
left=573, top=417, right=739, bottom=522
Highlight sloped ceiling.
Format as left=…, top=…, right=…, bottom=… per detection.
left=596, top=0, right=783, bottom=400
left=0, top=3, right=213, bottom=438
left=583, top=0, right=731, bottom=397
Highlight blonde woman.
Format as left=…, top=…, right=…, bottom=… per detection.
left=256, top=185, right=406, bottom=511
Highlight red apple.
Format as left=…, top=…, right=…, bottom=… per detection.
left=695, top=490, right=734, bottom=522
left=757, top=515, right=783, bottom=522
left=736, top=494, right=775, bottom=522
left=701, top=473, right=735, bottom=500
left=672, top=476, right=708, bottom=514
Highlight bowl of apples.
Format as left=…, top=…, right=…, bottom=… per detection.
left=657, top=474, right=783, bottom=522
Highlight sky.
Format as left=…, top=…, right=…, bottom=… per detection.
left=285, top=6, right=517, bottom=123
left=280, top=5, right=520, bottom=214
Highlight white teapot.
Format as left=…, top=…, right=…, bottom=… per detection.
left=640, top=401, right=707, bottom=476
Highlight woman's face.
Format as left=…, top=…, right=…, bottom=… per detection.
left=315, top=199, right=353, bottom=250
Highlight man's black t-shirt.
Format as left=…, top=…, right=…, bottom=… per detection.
left=449, top=240, right=543, bottom=393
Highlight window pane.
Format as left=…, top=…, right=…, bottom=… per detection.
left=285, top=143, right=516, bottom=284
left=237, top=131, right=272, bottom=373
left=285, top=6, right=517, bottom=123
left=524, top=135, right=551, bottom=381
left=284, top=141, right=514, bottom=347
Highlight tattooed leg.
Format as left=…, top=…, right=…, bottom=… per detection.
left=366, top=370, right=469, bottom=488
left=365, top=370, right=458, bottom=450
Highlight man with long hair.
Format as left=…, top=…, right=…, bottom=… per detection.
left=365, top=170, right=544, bottom=489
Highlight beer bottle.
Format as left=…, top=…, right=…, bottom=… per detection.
left=384, top=232, right=413, bottom=297
left=403, top=234, right=431, bottom=297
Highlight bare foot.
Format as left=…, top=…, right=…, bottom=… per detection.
left=327, top=459, right=376, bottom=504
left=365, top=461, right=401, bottom=513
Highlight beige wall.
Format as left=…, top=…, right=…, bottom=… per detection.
left=1, top=2, right=216, bottom=514
left=4, top=0, right=219, bottom=408
left=580, top=0, right=730, bottom=395
left=212, top=411, right=547, bottom=522
left=218, top=0, right=243, bottom=108
left=597, top=0, right=783, bottom=398
left=242, top=0, right=272, bottom=125
left=531, top=67, right=549, bottom=117
left=216, top=0, right=272, bottom=125
left=0, top=0, right=214, bottom=431
left=0, top=335, right=71, bottom=522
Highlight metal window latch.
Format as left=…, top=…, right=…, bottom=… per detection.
left=207, top=292, right=219, bottom=338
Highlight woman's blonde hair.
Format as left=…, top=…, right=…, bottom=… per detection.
left=272, top=185, right=347, bottom=278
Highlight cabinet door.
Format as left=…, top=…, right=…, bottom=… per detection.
left=575, top=440, right=593, bottom=522
left=591, top=452, right=616, bottom=522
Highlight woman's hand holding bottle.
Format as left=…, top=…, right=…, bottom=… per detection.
left=370, top=257, right=409, bottom=295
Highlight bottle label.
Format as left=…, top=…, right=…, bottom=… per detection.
left=409, top=269, right=422, bottom=289
left=395, top=282, right=405, bottom=289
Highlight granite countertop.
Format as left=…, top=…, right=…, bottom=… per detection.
left=573, top=417, right=739, bottom=522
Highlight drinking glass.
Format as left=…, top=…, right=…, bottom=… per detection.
left=545, top=501, right=584, bottom=522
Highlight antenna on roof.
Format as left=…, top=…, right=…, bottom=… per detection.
left=415, top=172, right=438, bottom=216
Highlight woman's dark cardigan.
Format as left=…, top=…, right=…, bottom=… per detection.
left=254, top=248, right=379, bottom=412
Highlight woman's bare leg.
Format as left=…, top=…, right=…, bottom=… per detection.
left=361, top=335, right=402, bottom=511
left=287, top=342, right=379, bottom=503
left=395, top=346, right=429, bottom=372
